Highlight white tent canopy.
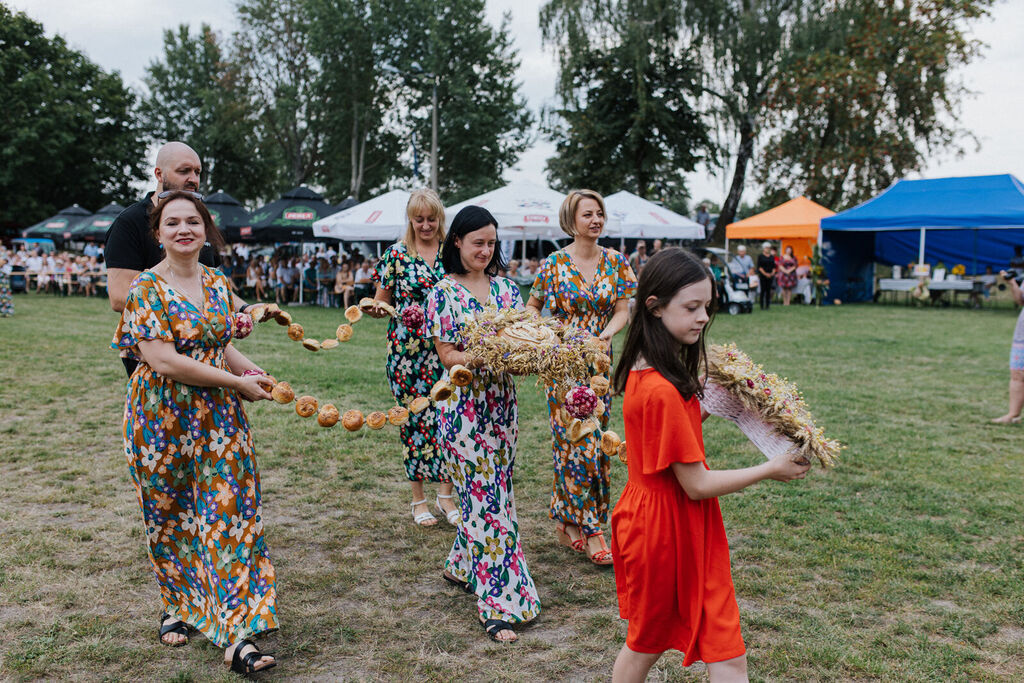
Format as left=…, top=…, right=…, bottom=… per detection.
left=446, top=181, right=568, bottom=239
left=603, top=190, right=704, bottom=239
left=312, top=189, right=410, bottom=241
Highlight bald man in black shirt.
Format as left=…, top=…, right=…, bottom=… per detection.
left=106, top=142, right=249, bottom=376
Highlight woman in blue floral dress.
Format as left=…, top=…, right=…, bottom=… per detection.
left=427, top=206, right=540, bottom=643
left=368, top=189, right=456, bottom=527
left=111, top=192, right=278, bottom=675
left=527, top=189, right=636, bottom=566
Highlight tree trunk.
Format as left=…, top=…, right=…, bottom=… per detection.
left=717, top=113, right=755, bottom=230
left=349, top=106, right=360, bottom=198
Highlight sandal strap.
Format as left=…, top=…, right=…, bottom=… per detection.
left=436, top=493, right=454, bottom=499
left=483, top=618, right=515, bottom=636
left=231, top=639, right=276, bottom=674
left=159, top=613, right=188, bottom=638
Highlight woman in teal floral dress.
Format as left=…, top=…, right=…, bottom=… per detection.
left=111, top=192, right=278, bottom=675
left=527, top=189, right=636, bottom=566
left=368, top=189, right=457, bottom=527
left=427, top=206, right=540, bottom=643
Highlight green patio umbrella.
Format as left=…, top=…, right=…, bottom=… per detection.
left=22, top=205, right=92, bottom=246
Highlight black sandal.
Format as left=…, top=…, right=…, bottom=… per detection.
left=228, top=638, right=277, bottom=675
left=481, top=618, right=517, bottom=643
left=442, top=571, right=473, bottom=594
left=158, top=613, right=188, bottom=647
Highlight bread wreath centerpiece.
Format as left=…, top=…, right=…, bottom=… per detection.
left=460, top=306, right=610, bottom=385
left=701, top=343, right=842, bottom=468
left=459, top=305, right=621, bottom=453
left=237, top=298, right=395, bottom=351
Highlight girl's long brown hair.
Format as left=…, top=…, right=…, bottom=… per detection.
left=612, top=247, right=716, bottom=399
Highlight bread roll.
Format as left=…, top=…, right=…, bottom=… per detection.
left=344, top=306, right=362, bottom=323
left=302, top=339, right=321, bottom=352
left=274, top=310, right=293, bottom=326
left=592, top=352, right=611, bottom=374
left=262, top=303, right=281, bottom=321
left=318, top=404, right=340, bottom=428
left=387, top=405, right=410, bottom=426
left=358, top=297, right=378, bottom=313
left=342, top=409, right=364, bottom=431
left=247, top=303, right=271, bottom=323
left=271, top=381, right=295, bottom=404
left=366, top=410, right=387, bottom=429
left=408, top=396, right=431, bottom=414
left=600, top=430, right=621, bottom=456
left=374, top=300, right=396, bottom=317
left=335, top=323, right=354, bottom=342
left=287, top=323, right=304, bottom=341
left=320, top=338, right=339, bottom=349
left=295, top=395, right=318, bottom=418
left=429, top=380, right=453, bottom=403
left=590, top=375, right=610, bottom=397
left=449, top=364, right=473, bottom=387
left=567, top=417, right=598, bottom=443
left=616, top=440, right=627, bottom=464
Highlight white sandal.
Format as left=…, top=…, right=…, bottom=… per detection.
left=435, top=494, right=460, bottom=525
left=411, top=498, right=437, bottom=526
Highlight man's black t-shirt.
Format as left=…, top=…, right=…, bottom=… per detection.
left=106, top=192, right=222, bottom=376
left=105, top=192, right=221, bottom=271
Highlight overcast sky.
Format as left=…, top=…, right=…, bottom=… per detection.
left=11, top=0, right=1024, bottom=209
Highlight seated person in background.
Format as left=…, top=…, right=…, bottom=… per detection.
left=334, top=261, right=356, bottom=308
left=354, top=259, right=375, bottom=299
left=980, top=266, right=997, bottom=298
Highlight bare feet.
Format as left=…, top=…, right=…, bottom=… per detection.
left=990, top=414, right=1021, bottom=424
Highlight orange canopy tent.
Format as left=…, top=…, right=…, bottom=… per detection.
left=725, top=196, right=835, bottom=264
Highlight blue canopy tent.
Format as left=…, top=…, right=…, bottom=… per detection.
left=820, top=174, right=1024, bottom=302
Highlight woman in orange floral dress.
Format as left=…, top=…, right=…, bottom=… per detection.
left=112, top=191, right=278, bottom=675
left=526, top=189, right=636, bottom=565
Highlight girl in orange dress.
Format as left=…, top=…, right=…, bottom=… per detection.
left=609, top=248, right=810, bottom=682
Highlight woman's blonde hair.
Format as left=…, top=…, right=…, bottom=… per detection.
left=403, top=189, right=446, bottom=258
left=559, top=189, right=606, bottom=238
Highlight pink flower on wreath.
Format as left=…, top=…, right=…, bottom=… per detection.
left=746, top=379, right=755, bottom=388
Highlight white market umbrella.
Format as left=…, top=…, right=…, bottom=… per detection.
left=604, top=190, right=704, bottom=239
left=312, top=189, right=411, bottom=241
left=447, top=181, right=567, bottom=239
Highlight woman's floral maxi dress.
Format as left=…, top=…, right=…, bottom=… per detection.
left=373, top=242, right=448, bottom=481
left=426, top=276, right=540, bottom=623
left=112, top=266, right=278, bottom=647
left=530, top=248, right=637, bottom=537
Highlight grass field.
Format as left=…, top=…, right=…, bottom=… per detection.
left=1, top=292, right=1023, bottom=681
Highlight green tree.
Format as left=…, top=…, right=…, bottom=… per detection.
left=540, top=0, right=708, bottom=203
left=0, top=4, right=146, bottom=228
left=681, top=0, right=823, bottom=230
left=756, top=0, right=992, bottom=210
left=234, top=0, right=321, bottom=190
left=306, top=0, right=404, bottom=201
left=382, top=0, right=533, bottom=202
left=139, top=24, right=274, bottom=204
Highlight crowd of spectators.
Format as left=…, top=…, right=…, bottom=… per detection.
left=1, top=243, right=107, bottom=296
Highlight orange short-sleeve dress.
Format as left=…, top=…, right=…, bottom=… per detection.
left=611, top=368, right=746, bottom=665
